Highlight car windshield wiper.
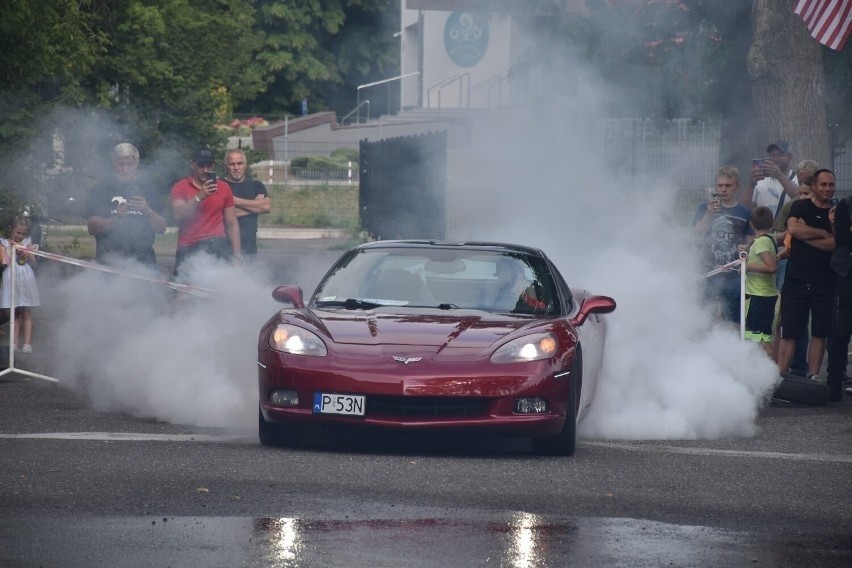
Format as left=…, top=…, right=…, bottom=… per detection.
left=314, top=298, right=384, bottom=310
left=437, top=303, right=459, bottom=310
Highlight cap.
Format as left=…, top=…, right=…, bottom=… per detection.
left=192, top=147, right=215, bottom=164
left=766, top=140, right=792, bottom=155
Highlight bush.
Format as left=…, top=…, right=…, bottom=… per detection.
left=291, top=155, right=348, bottom=180
left=330, top=147, right=359, bottom=164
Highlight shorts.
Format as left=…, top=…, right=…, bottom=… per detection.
left=779, top=278, right=835, bottom=339
left=745, top=295, right=777, bottom=342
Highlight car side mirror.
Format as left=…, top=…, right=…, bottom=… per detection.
left=569, top=295, right=616, bottom=327
left=272, top=285, right=305, bottom=309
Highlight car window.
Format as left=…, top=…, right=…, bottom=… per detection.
left=313, top=248, right=560, bottom=313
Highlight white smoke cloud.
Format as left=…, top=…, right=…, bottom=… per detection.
left=46, top=255, right=280, bottom=432
left=451, top=26, right=780, bottom=440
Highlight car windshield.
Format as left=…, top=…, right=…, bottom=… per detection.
left=312, top=247, right=560, bottom=314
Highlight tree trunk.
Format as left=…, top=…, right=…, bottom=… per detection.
left=748, top=0, right=830, bottom=168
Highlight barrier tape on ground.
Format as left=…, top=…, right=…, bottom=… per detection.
left=17, top=245, right=215, bottom=298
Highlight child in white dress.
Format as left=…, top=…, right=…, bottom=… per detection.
left=0, top=217, right=40, bottom=353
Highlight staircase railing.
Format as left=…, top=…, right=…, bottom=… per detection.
left=341, top=100, right=370, bottom=126
left=353, top=72, right=420, bottom=124
left=427, top=73, right=470, bottom=109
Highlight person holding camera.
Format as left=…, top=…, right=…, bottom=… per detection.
left=170, top=147, right=241, bottom=278
left=85, top=143, right=167, bottom=269
left=739, top=140, right=799, bottom=212
left=693, top=166, right=753, bottom=323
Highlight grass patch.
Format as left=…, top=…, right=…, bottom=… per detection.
left=41, top=227, right=179, bottom=260
left=263, top=183, right=358, bottom=230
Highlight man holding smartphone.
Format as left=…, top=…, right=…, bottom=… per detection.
left=170, top=146, right=241, bottom=278
left=739, top=140, right=799, bottom=213
left=85, top=143, right=167, bottom=269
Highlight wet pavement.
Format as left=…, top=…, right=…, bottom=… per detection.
left=4, top=507, right=851, bottom=567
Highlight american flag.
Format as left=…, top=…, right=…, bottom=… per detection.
left=794, top=0, right=852, bottom=50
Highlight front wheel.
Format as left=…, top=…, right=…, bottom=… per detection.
left=532, top=380, right=577, bottom=456
left=532, top=349, right=580, bottom=456
left=258, top=409, right=302, bottom=447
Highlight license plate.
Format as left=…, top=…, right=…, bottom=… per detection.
left=312, top=392, right=366, bottom=416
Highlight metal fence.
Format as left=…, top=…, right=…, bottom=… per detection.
left=252, top=118, right=852, bottom=233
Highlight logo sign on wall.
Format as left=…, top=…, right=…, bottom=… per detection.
left=443, top=12, right=489, bottom=68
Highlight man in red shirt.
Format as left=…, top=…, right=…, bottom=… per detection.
left=170, top=147, right=241, bottom=278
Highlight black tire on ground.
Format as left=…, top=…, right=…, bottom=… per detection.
left=772, top=373, right=829, bottom=406
left=532, top=349, right=580, bottom=456
left=258, top=409, right=302, bottom=447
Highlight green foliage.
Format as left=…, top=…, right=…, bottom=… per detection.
left=330, top=147, right=360, bottom=163
left=264, top=183, right=358, bottom=228
left=243, top=0, right=399, bottom=115
left=558, top=0, right=751, bottom=119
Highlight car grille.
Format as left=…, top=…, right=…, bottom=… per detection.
left=366, top=396, right=488, bottom=417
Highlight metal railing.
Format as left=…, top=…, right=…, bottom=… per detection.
left=427, top=73, right=470, bottom=109
left=355, top=72, right=420, bottom=124
left=341, top=99, right=370, bottom=126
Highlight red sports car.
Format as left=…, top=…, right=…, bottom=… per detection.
left=257, top=240, right=615, bottom=455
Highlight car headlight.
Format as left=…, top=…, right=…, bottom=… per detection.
left=269, top=324, right=328, bottom=356
left=491, top=332, right=558, bottom=363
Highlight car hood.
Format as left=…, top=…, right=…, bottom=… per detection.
left=292, top=309, right=538, bottom=348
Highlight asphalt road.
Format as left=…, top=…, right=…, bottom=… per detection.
left=1, top=236, right=850, bottom=567
left=0, top=374, right=850, bottom=567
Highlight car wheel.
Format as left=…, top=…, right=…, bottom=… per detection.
left=772, top=373, right=829, bottom=406
left=532, top=348, right=580, bottom=457
left=258, top=409, right=302, bottom=447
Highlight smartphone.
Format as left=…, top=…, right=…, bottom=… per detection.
left=710, top=193, right=721, bottom=206
left=829, top=197, right=840, bottom=207
left=206, top=172, right=217, bottom=182
left=752, top=158, right=768, bottom=171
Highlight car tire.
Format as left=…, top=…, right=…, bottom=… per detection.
left=532, top=349, right=580, bottom=457
left=258, top=409, right=302, bottom=447
left=772, top=373, right=829, bottom=406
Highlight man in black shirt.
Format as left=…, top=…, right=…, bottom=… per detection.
left=827, top=193, right=852, bottom=401
left=85, top=143, right=167, bottom=269
left=223, top=149, right=271, bottom=258
left=778, top=169, right=837, bottom=381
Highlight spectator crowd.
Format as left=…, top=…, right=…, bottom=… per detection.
left=1, top=139, right=848, bottom=405
left=694, top=140, right=848, bottom=402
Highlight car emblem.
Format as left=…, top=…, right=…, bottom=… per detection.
left=392, top=356, right=422, bottom=364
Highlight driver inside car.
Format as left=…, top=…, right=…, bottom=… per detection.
left=490, top=259, right=546, bottom=312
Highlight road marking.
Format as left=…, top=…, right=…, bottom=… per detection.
left=0, top=432, right=252, bottom=443
left=583, top=441, right=852, bottom=463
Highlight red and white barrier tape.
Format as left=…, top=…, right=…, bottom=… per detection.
left=704, top=257, right=743, bottom=278
left=14, top=245, right=215, bottom=298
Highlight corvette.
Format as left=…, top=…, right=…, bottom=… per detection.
left=257, top=240, right=615, bottom=456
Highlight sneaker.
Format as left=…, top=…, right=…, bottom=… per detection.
left=808, top=374, right=822, bottom=382
left=20, top=344, right=32, bottom=354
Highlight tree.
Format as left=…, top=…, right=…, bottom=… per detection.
left=0, top=0, right=107, bottom=214
left=749, top=0, right=830, bottom=167
left=242, top=0, right=399, bottom=117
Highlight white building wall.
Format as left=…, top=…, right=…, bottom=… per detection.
left=403, top=8, right=515, bottom=109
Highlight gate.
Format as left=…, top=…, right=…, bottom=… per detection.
left=359, top=131, right=447, bottom=240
